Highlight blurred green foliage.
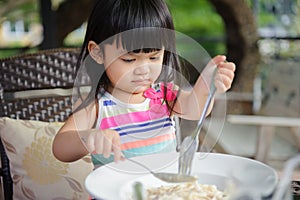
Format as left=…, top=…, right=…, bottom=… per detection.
left=0, top=1, right=39, bottom=24
left=166, top=0, right=225, bottom=55
left=166, top=0, right=224, bottom=37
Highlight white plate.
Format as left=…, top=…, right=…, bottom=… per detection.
left=85, top=152, right=278, bottom=200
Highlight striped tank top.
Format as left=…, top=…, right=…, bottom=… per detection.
left=91, top=83, right=178, bottom=168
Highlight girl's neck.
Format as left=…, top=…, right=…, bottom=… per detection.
left=107, top=85, right=147, bottom=104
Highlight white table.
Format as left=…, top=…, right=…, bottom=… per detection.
left=227, top=114, right=300, bottom=162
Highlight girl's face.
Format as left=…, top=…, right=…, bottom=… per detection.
left=102, top=41, right=164, bottom=95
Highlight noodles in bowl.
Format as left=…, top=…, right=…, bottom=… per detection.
left=146, top=181, right=229, bottom=200
left=125, top=174, right=230, bottom=200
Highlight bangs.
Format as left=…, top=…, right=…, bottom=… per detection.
left=116, top=27, right=172, bottom=53
left=100, top=27, right=175, bottom=55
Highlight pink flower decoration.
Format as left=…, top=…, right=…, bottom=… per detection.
left=143, top=83, right=178, bottom=107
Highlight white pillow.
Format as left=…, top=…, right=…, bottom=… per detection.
left=0, top=117, right=93, bottom=200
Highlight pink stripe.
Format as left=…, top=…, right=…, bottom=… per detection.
left=121, top=133, right=175, bottom=150
left=100, top=106, right=168, bottom=129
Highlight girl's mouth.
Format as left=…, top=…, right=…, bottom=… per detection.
left=132, top=79, right=151, bottom=85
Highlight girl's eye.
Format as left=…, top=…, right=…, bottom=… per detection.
left=150, top=56, right=160, bottom=61
left=121, top=58, right=135, bottom=63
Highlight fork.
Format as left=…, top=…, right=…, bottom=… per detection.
left=178, top=67, right=217, bottom=175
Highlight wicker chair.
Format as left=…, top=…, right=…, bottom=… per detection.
left=0, top=48, right=80, bottom=200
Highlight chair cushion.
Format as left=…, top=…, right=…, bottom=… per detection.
left=0, top=117, right=93, bottom=200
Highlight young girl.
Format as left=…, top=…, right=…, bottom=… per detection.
left=52, top=0, right=235, bottom=169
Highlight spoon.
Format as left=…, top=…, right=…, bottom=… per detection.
left=126, top=157, right=198, bottom=183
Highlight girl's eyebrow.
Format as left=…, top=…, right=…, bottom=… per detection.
left=127, top=50, right=163, bottom=56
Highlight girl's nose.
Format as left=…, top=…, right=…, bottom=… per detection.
left=134, top=64, right=150, bottom=75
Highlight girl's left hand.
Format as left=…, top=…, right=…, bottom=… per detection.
left=214, top=55, right=235, bottom=93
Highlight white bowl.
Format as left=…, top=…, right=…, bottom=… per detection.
left=85, top=152, right=278, bottom=200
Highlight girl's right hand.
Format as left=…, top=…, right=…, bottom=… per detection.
left=82, top=129, right=122, bottom=162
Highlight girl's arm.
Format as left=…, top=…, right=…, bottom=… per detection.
left=52, top=101, right=97, bottom=162
left=174, top=55, right=235, bottom=120
left=52, top=100, right=122, bottom=162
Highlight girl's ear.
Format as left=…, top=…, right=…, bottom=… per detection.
left=88, top=41, right=103, bottom=64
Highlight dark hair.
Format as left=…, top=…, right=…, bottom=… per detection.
left=74, top=0, right=182, bottom=115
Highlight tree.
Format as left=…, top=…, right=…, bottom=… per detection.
left=54, top=0, right=97, bottom=46
left=39, top=0, right=97, bottom=48
left=209, top=0, right=261, bottom=114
